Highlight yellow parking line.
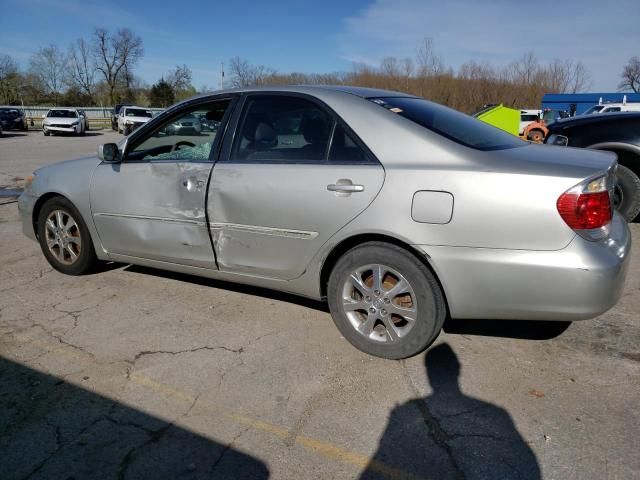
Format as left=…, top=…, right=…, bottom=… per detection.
left=10, top=334, right=428, bottom=480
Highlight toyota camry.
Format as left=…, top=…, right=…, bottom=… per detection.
left=18, top=86, right=631, bottom=359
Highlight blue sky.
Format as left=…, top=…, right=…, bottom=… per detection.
left=1, top=0, right=638, bottom=91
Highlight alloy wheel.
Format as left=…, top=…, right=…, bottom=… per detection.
left=45, top=209, right=82, bottom=265
left=341, top=264, right=418, bottom=343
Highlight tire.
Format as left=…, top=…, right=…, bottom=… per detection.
left=327, top=242, right=446, bottom=359
left=37, top=196, right=98, bottom=275
left=527, top=129, right=544, bottom=142
left=43, top=130, right=50, bottom=136
left=124, top=126, right=131, bottom=136
left=614, top=164, right=640, bottom=222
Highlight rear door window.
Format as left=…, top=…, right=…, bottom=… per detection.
left=231, top=95, right=333, bottom=162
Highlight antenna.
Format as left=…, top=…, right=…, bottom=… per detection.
left=220, top=62, right=225, bottom=90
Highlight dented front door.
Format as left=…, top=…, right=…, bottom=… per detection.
left=90, top=160, right=215, bottom=268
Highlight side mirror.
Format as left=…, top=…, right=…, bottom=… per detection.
left=41, top=114, right=46, bottom=119
left=98, top=143, right=121, bottom=163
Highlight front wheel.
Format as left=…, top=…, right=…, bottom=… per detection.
left=614, top=164, right=640, bottom=222
left=37, top=196, right=98, bottom=275
left=327, top=242, right=446, bottom=359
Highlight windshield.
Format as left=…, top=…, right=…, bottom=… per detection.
left=126, top=108, right=152, bottom=117
left=48, top=110, right=77, bottom=118
left=583, top=105, right=605, bottom=115
left=371, top=97, right=524, bottom=151
left=0, top=108, right=21, bottom=118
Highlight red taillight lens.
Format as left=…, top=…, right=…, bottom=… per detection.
left=557, top=190, right=611, bottom=230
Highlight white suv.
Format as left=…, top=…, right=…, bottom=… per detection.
left=117, top=106, right=153, bottom=135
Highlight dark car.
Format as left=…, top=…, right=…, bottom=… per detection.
left=0, top=107, right=27, bottom=131
left=546, top=112, right=640, bottom=222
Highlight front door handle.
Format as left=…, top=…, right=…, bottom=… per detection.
left=327, top=179, right=365, bottom=193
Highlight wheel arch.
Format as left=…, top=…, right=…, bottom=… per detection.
left=318, top=232, right=451, bottom=317
left=31, top=192, right=72, bottom=238
left=588, top=142, right=640, bottom=174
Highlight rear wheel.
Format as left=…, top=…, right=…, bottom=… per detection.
left=327, top=242, right=446, bottom=359
left=527, top=129, right=545, bottom=142
left=614, top=164, right=640, bottom=222
left=37, top=196, right=98, bottom=275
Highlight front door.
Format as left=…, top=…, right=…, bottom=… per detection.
left=208, top=94, right=385, bottom=280
left=91, top=100, right=233, bottom=268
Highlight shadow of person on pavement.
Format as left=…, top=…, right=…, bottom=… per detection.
left=360, top=343, right=541, bottom=480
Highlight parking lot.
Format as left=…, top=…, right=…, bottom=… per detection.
left=1, top=130, right=639, bottom=479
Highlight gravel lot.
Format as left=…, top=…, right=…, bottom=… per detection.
left=1, top=130, right=639, bottom=479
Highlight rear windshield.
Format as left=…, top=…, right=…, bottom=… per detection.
left=370, top=97, right=524, bottom=151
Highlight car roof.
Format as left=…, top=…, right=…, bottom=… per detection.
left=48, top=107, right=77, bottom=111
left=194, top=84, right=416, bottom=100
left=549, top=111, right=640, bottom=129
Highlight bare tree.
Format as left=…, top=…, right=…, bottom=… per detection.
left=166, top=64, right=193, bottom=92
left=508, top=52, right=539, bottom=86
left=380, top=56, right=401, bottom=80
left=93, top=28, right=143, bottom=105
left=228, top=56, right=275, bottom=87
left=66, top=38, right=96, bottom=100
left=619, top=56, right=640, bottom=93
left=416, top=37, right=444, bottom=76
left=29, top=45, right=67, bottom=104
left=0, top=54, right=21, bottom=104
left=228, top=56, right=252, bottom=87
left=565, top=60, right=591, bottom=93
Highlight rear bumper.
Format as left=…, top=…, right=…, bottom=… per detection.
left=419, top=213, right=631, bottom=321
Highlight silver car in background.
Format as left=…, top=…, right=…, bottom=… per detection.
left=18, top=86, right=631, bottom=359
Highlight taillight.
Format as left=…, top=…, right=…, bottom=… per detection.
left=557, top=175, right=612, bottom=240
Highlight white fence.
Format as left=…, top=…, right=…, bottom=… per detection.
left=18, top=106, right=164, bottom=119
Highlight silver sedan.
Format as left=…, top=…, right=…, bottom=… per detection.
left=18, top=86, right=631, bottom=359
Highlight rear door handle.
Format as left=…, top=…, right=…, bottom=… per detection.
left=327, top=181, right=365, bottom=193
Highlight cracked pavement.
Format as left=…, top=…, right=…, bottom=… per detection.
left=1, top=131, right=639, bottom=479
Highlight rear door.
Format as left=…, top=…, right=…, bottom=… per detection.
left=208, top=93, right=385, bottom=280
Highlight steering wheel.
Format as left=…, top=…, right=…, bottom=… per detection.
left=171, top=141, right=196, bottom=152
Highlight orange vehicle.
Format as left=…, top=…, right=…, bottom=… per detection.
left=522, top=109, right=571, bottom=142
left=523, top=119, right=547, bottom=142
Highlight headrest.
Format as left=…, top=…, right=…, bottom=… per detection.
left=301, top=116, right=329, bottom=144
left=254, top=122, right=277, bottom=143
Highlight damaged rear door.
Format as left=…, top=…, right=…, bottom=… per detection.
left=208, top=93, right=384, bottom=280
left=90, top=99, right=234, bottom=268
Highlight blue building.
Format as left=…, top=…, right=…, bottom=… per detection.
left=541, top=92, right=640, bottom=115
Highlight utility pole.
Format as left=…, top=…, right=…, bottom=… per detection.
left=220, top=62, right=225, bottom=90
